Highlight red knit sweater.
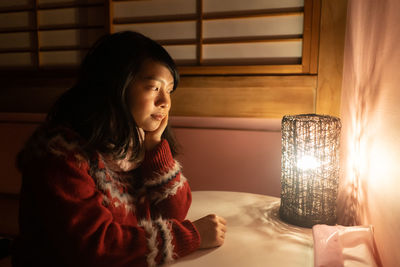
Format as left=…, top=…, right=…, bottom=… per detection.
left=13, top=126, right=200, bottom=266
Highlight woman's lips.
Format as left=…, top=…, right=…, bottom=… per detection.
left=151, top=114, right=165, bottom=121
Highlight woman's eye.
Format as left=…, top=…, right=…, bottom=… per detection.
left=147, top=85, right=159, bottom=91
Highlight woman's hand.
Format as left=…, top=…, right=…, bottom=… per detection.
left=144, top=114, right=169, bottom=151
left=193, top=214, right=227, bottom=249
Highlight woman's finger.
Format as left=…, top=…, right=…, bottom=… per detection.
left=217, top=216, right=227, bottom=225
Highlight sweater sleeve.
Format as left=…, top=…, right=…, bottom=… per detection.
left=140, top=139, right=193, bottom=222
left=21, top=151, right=200, bottom=267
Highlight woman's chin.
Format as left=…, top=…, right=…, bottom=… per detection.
left=140, top=122, right=160, bottom=132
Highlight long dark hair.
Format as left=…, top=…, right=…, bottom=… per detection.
left=46, top=31, right=180, bottom=160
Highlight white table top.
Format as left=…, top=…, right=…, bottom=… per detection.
left=170, top=191, right=314, bottom=267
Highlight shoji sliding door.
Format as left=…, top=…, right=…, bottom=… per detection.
left=111, top=0, right=320, bottom=74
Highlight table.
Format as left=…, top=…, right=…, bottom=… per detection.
left=170, top=191, right=314, bottom=267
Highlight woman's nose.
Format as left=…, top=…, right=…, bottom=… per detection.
left=156, top=90, right=171, bottom=109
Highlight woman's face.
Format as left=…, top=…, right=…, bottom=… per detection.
left=128, top=59, right=174, bottom=132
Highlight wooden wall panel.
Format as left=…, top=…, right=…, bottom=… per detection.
left=171, top=75, right=316, bottom=118
left=0, top=121, right=41, bottom=194
left=0, top=85, right=69, bottom=113
left=0, top=113, right=44, bottom=237
left=0, top=196, right=19, bottom=237
left=0, top=71, right=76, bottom=113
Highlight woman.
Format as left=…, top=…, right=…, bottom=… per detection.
left=13, top=31, right=226, bottom=267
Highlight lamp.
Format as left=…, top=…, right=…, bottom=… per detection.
left=279, top=114, right=341, bottom=228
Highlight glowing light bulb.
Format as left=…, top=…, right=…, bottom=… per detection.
left=297, top=155, right=320, bottom=170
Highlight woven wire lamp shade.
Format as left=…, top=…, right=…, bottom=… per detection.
left=279, top=114, right=341, bottom=228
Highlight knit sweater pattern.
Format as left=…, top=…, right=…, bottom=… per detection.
left=14, top=126, right=200, bottom=267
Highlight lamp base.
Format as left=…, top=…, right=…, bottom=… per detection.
left=279, top=205, right=337, bottom=228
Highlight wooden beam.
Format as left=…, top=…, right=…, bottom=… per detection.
left=105, top=0, right=114, bottom=34
left=315, top=0, right=348, bottom=117
left=309, top=0, right=321, bottom=73
left=33, top=0, right=40, bottom=69
left=301, top=0, right=313, bottom=73
left=196, top=0, right=203, bottom=65
left=178, top=64, right=303, bottom=75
